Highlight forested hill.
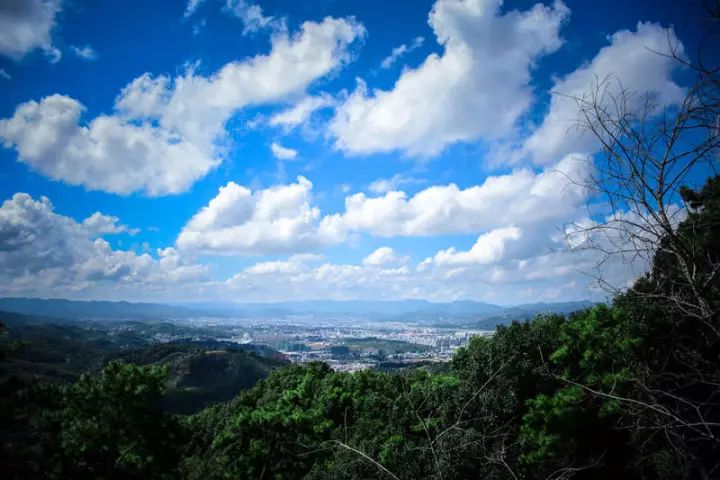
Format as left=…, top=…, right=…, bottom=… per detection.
left=113, top=343, right=287, bottom=413
left=0, top=312, right=287, bottom=413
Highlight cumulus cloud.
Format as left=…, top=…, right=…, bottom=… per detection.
left=323, top=155, right=589, bottom=237
left=222, top=243, right=628, bottom=303
left=268, top=94, right=335, bottom=129
left=429, top=226, right=522, bottom=267
left=82, top=212, right=139, bottom=236
left=411, top=205, right=673, bottom=302
left=115, top=15, right=363, bottom=153
left=0, top=0, right=62, bottom=62
left=177, top=176, right=341, bottom=255
left=383, top=21, right=687, bottom=301
left=211, top=183, right=647, bottom=302
left=0, top=188, right=644, bottom=302
left=270, top=142, right=297, bottom=160
left=329, top=0, right=569, bottom=156
left=0, top=17, right=365, bottom=195
left=0, top=95, right=217, bottom=196
left=363, top=246, right=407, bottom=266
left=0, top=193, right=206, bottom=296
left=380, top=36, right=424, bottom=69
left=520, top=22, right=685, bottom=165
left=0, top=184, right=635, bottom=303
left=225, top=254, right=415, bottom=301
left=177, top=156, right=590, bottom=256
left=368, top=173, right=426, bottom=194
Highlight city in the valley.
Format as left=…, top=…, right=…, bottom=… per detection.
left=143, top=315, right=494, bottom=372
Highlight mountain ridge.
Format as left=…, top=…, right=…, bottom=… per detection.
left=0, top=297, right=595, bottom=321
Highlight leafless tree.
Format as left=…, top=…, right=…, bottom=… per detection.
left=565, top=28, right=720, bottom=325
left=559, top=6, right=720, bottom=478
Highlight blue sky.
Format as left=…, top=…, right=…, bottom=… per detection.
left=0, top=0, right=711, bottom=304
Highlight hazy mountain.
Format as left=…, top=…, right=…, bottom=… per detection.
left=0, top=297, right=595, bottom=323
left=0, top=297, right=203, bottom=320
left=186, top=299, right=505, bottom=317
left=501, top=301, right=597, bottom=316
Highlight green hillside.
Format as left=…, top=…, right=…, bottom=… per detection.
left=113, top=343, right=287, bottom=413
left=0, top=313, right=287, bottom=413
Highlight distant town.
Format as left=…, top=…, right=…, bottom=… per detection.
left=144, top=315, right=494, bottom=372
left=0, top=297, right=596, bottom=372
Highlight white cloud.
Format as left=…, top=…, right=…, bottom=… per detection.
left=185, top=0, right=282, bottom=34
left=177, top=156, right=590, bottom=257
left=323, top=155, right=589, bottom=237
left=244, top=259, right=304, bottom=276
left=0, top=94, right=218, bottom=196
left=368, top=173, right=426, bottom=194
left=329, top=0, right=569, bottom=156
left=0, top=0, right=62, bottom=62
left=0, top=193, right=206, bottom=296
left=268, top=94, right=335, bottom=129
left=226, top=255, right=416, bottom=301
left=380, top=36, right=424, bottom=69
left=380, top=21, right=687, bottom=302
left=0, top=184, right=637, bottom=303
left=363, top=246, right=407, bottom=266
left=224, top=0, right=283, bottom=35
left=411, top=205, right=671, bottom=302
left=171, top=156, right=649, bottom=302
left=270, top=142, right=297, bottom=160
left=115, top=15, right=364, bottom=152
left=520, top=22, right=685, bottom=165
left=70, top=45, right=97, bottom=60
left=429, top=226, right=522, bottom=266
left=0, top=16, right=365, bottom=195
left=167, top=156, right=600, bottom=300
left=177, top=176, right=341, bottom=255
left=82, top=212, right=139, bottom=236
left=222, top=245, right=624, bottom=303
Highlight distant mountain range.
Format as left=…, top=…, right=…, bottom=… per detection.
left=0, top=297, right=596, bottom=323
left=0, top=297, right=200, bottom=320
left=179, top=299, right=504, bottom=317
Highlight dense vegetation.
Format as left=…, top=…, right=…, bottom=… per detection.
left=0, top=175, right=717, bottom=479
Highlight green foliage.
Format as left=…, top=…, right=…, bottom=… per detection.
left=115, top=343, right=287, bottom=413
left=181, top=363, right=456, bottom=479
left=519, top=306, right=644, bottom=475
left=551, top=305, right=641, bottom=384
left=521, top=385, right=584, bottom=463
left=1, top=360, right=184, bottom=479
left=56, top=361, right=183, bottom=478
